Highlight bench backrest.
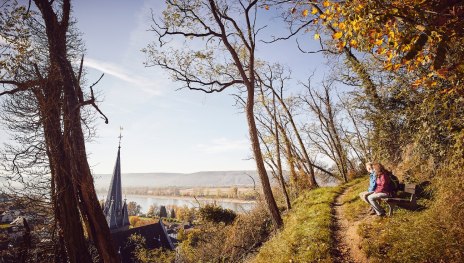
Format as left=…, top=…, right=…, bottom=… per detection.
left=398, top=183, right=417, bottom=203
left=404, top=184, right=417, bottom=194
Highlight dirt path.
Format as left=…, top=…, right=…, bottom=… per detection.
left=332, top=187, right=369, bottom=263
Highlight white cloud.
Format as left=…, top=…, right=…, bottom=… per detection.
left=83, top=58, right=162, bottom=95
left=197, top=138, right=249, bottom=153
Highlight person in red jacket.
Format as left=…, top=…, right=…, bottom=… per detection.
left=367, top=163, right=394, bottom=216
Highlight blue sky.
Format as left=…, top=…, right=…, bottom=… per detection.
left=2, top=0, right=329, bottom=174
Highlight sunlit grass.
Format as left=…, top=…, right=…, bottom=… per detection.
left=251, top=176, right=462, bottom=263
left=250, top=186, right=342, bottom=263
left=341, top=176, right=463, bottom=262
left=0, top=223, right=11, bottom=229
left=340, top=177, right=370, bottom=222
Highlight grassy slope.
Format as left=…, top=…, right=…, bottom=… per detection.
left=0, top=224, right=11, bottom=229
left=251, top=177, right=461, bottom=263
left=341, top=178, right=462, bottom=263
left=250, top=186, right=340, bottom=263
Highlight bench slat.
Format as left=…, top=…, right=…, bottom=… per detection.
left=384, top=198, right=410, bottom=203
left=381, top=183, right=417, bottom=216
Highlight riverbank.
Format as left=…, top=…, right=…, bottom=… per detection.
left=97, top=192, right=256, bottom=204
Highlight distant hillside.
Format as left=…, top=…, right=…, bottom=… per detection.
left=94, top=170, right=338, bottom=193
left=93, top=171, right=260, bottom=191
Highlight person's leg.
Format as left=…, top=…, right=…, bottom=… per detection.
left=367, top=193, right=389, bottom=215
left=359, top=191, right=370, bottom=204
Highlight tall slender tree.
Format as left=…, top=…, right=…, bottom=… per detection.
left=144, top=0, right=283, bottom=228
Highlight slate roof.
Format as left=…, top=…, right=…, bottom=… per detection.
left=111, top=220, right=175, bottom=263
left=103, top=146, right=130, bottom=230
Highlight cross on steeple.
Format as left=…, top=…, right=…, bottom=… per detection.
left=118, top=126, right=123, bottom=149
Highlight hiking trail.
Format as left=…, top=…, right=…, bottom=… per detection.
left=332, top=186, right=369, bottom=263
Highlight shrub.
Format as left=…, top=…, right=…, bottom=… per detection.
left=198, top=203, right=236, bottom=225
left=128, top=234, right=175, bottom=263
left=129, top=216, right=140, bottom=227
left=176, top=201, right=272, bottom=263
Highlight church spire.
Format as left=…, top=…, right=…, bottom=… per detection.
left=103, top=128, right=130, bottom=231
left=118, top=126, right=123, bottom=149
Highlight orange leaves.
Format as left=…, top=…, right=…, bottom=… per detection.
left=349, top=39, right=358, bottom=48
left=436, top=68, right=448, bottom=79
left=302, top=9, right=309, bottom=17
left=415, top=24, right=426, bottom=32
left=292, top=0, right=463, bottom=93
left=332, top=31, right=343, bottom=39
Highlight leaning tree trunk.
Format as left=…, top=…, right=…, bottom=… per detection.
left=272, top=93, right=291, bottom=210
left=246, top=86, right=283, bottom=228
left=40, top=93, right=92, bottom=263
left=34, top=0, right=120, bottom=262
left=60, top=58, right=120, bottom=263
left=273, top=91, right=318, bottom=188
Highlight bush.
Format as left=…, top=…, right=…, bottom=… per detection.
left=198, top=203, right=236, bottom=225
left=176, top=202, right=272, bottom=263
left=129, top=216, right=140, bottom=227
left=128, top=234, right=175, bottom=263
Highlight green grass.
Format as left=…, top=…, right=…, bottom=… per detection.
left=357, top=209, right=459, bottom=263
left=343, top=177, right=463, bottom=262
left=251, top=177, right=462, bottom=263
left=0, top=223, right=11, bottom=229
left=340, top=177, right=370, bottom=222
left=250, top=186, right=343, bottom=263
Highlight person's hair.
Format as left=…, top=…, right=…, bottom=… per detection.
left=365, top=162, right=373, bottom=171
left=372, top=162, right=387, bottom=177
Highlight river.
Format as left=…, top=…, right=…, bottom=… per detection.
left=97, top=194, right=255, bottom=213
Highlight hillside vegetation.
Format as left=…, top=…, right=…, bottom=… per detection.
left=251, top=186, right=340, bottom=263
left=251, top=175, right=463, bottom=263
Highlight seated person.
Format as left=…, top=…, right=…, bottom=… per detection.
left=359, top=162, right=376, bottom=213
left=367, top=163, right=395, bottom=217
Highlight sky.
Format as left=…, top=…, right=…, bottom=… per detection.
left=1, top=0, right=329, bottom=174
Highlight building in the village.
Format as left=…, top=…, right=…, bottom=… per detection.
left=103, top=138, right=174, bottom=262
left=102, top=144, right=130, bottom=231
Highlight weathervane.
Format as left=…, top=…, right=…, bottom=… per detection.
left=118, top=126, right=123, bottom=149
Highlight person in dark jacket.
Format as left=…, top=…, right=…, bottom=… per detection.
left=367, top=163, right=394, bottom=216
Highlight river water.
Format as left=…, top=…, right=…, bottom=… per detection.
left=98, top=194, right=255, bottom=213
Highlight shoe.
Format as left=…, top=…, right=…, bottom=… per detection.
left=377, top=213, right=386, bottom=217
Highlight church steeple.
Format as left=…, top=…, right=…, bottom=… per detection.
left=103, top=128, right=130, bottom=231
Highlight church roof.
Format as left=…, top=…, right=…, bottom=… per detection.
left=111, top=220, right=174, bottom=263
left=105, top=147, right=123, bottom=215
left=103, top=145, right=130, bottom=230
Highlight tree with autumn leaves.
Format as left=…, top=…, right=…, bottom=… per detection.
left=286, top=0, right=464, bottom=92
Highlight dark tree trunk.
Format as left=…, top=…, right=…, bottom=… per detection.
left=246, top=86, right=283, bottom=228
left=32, top=1, right=120, bottom=262
left=272, top=90, right=319, bottom=188
left=272, top=93, right=291, bottom=210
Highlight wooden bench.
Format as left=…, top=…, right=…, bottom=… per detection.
left=382, top=183, right=417, bottom=216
